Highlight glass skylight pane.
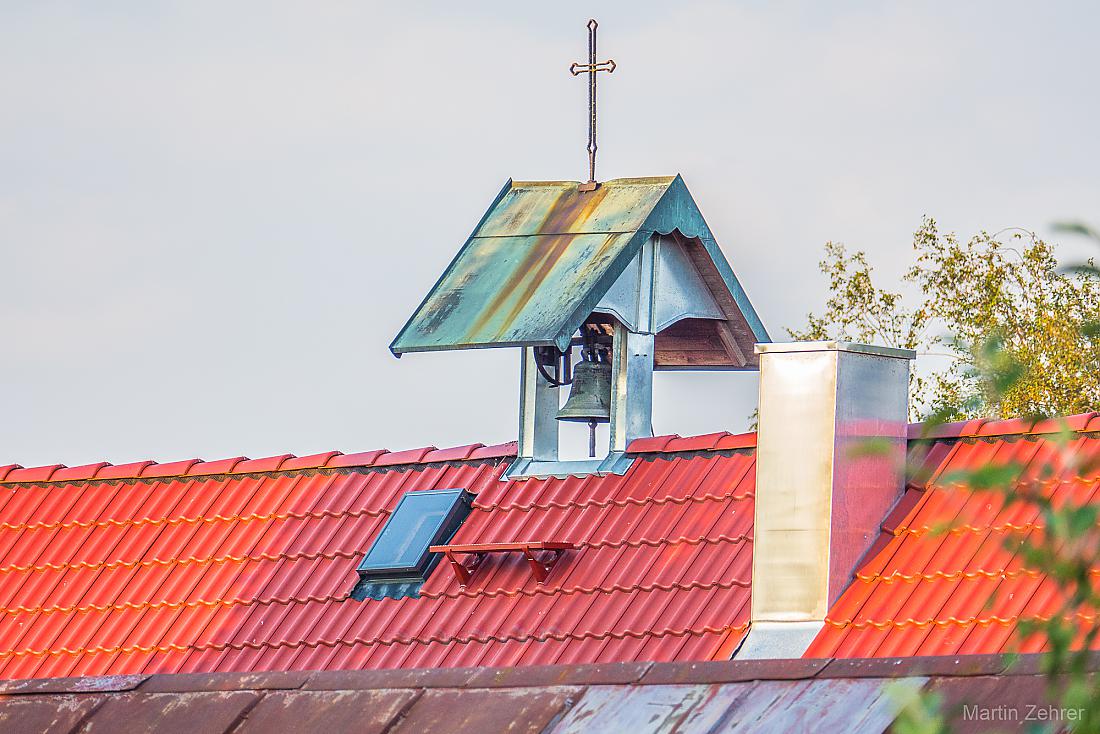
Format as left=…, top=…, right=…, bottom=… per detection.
left=357, top=488, right=469, bottom=578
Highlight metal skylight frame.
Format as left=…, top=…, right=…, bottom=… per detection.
left=351, top=488, right=473, bottom=601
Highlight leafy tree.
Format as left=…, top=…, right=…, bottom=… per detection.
left=888, top=223, right=1100, bottom=733
left=790, top=218, right=1100, bottom=421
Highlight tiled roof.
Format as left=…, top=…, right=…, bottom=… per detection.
left=807, top=413, right=1100, bottom=658
left=0, top=653, right=1073, bottom=734
left=5, top=413, right=1100, bottom=681
left=0, top=439, right=755, bottom=679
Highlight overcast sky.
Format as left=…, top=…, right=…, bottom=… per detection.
left=3, top=1, right=1098, bottom=467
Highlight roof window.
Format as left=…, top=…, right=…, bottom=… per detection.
left=351, top=488, right=473, bottom=600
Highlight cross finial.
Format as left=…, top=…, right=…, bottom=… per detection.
left=570, top=19, right=616, bottom=191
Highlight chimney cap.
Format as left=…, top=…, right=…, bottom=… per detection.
left=755, top=341, right=916, bottom=360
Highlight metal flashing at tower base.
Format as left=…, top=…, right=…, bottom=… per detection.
left=503, top=451, right=634, bottom=480
left=736, top=621, right=825, bottom=659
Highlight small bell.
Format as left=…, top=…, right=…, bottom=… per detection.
left=557, top=359, right=612, bottom=423
left=557, top=358, right=612, bottom=457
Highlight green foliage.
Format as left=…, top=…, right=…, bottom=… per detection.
left=791, top=218, right=1100, bottom=421
left=838, top=222, right=1100, bottom=732
left=889, top=683, right=949, bottom=734
left=928, top=224, right=1100, bottom=732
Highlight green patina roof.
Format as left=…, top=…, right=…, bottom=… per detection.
left=390, top=175, right=766, bottom=355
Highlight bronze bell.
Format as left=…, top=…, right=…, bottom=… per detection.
left=557, top=359, right=612, bottom=423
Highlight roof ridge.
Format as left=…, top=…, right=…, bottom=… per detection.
left=626, top=431, right=757, bottom=454
left=0, top=442, right=517, bottom=485
left=907, top=411, right=1100, bottom=440
left=5, top=412, right=1097, bottom=485
left=507, top=176, right=678, bottom=187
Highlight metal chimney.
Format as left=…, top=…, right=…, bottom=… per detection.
left=738, top=341, right=914, bottom=659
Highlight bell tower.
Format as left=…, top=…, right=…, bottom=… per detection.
left=390, top=176, right=768, bottom=478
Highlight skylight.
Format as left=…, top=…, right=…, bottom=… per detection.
left=352, top=488, right=472, bottom=600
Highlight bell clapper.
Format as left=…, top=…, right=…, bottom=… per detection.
left=588, top=419, right=597, bottom=458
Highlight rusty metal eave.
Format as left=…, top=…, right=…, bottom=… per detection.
left=389, top=175, right=769, bottom=357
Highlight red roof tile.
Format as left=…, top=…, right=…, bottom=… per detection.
left=1030, top=412, right=1097, bottom=434
left=715, top=432, right=756, bottom=451
left=879, top=488, right=924, bottom=535
left=231, top=454, right=294, bottom=474
left=5, top=465, right=65, bottom=483
left=469, top=442, right=518, bottom=460
left=374, top=446, right=436, bottom=467
left=626, top=435, right=678, bottom=453
left=0, top=440, right=754, bottom=679
left=663, top=432, right=731, bottom=453
left=325, top=450, right=388, bottom=469
left=907, top=418, right=988, bottom=440
left=422, top=444, right=483, bottom=463
left=808, top=420, right=1100, bottom=659
left=909, top=412, right=1100, bottom=440
left=281, top=453, right=341, bottom=471
left=187, top=458, right=248, bottom=476
left=975, top=416, right=1038, bottom=436
left=95, top=462, right=156, bottom=480
left=52, top=463, right=112, bottom=483
left=628, top=433, right=756, bottom=454
left=141, top=459, right=202, bottom=479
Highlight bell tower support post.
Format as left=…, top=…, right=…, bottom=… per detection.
left=608, top=327, right=654, bottom=453
left=518, top=347, right=560, bottom=461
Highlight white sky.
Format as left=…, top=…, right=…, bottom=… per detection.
left=3, top=1, right=1098, bottom=467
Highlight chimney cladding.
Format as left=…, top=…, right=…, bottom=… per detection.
left=738, top=341, right=915, bottom=659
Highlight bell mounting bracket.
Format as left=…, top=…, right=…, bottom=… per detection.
left=533, top=345, right=572, bottom=387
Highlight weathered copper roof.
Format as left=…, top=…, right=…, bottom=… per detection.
left=0, top=653, right=1073, bottom=733
left=390, top=175, right=767, bottom=355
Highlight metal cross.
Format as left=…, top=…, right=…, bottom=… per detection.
left=570, top=19, right=616, bottom=191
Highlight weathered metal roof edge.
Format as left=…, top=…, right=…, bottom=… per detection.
left=390, top=178, right=514, bottom=356
left=506, top=175, right=677, bottom=189
left=644, top=175, right=769, bottom=343
left=0, top=652, right=1072, bottom=697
